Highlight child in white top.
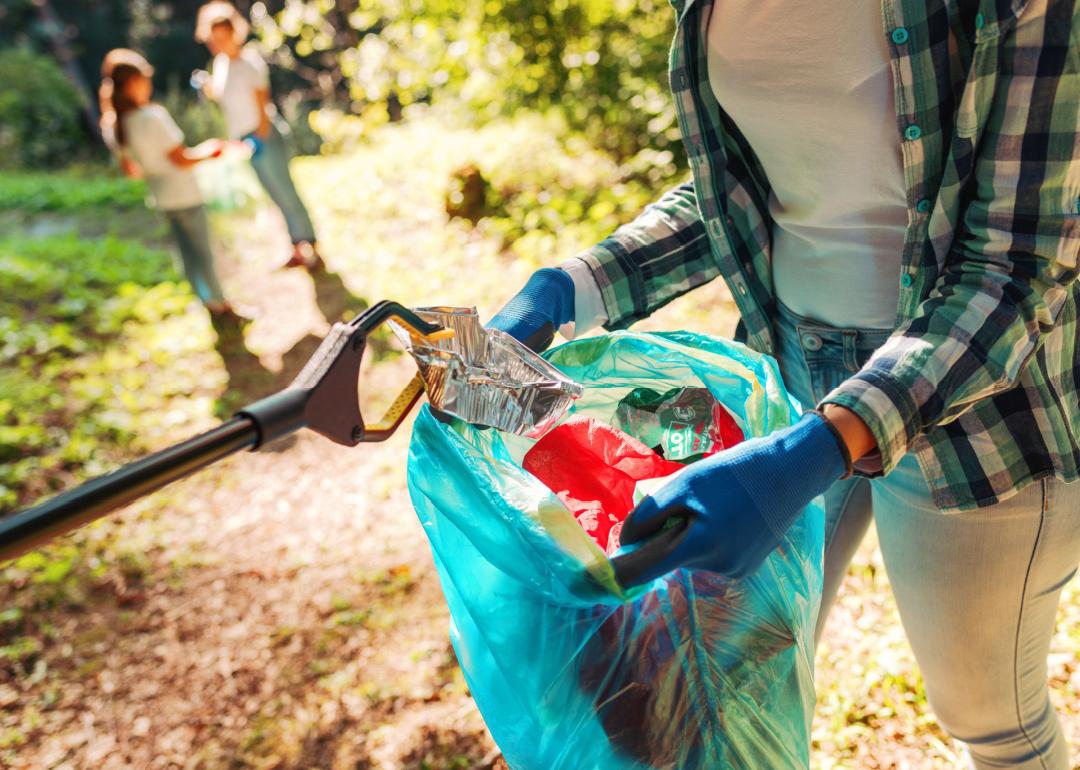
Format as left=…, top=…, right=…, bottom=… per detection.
left=100, top=49, right=235, bottom=316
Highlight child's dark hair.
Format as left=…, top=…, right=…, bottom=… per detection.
left=99, top=49, right=154, bottom=147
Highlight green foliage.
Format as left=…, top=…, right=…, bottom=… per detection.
left=0, top=48, right=84, bottom=169
left=465, top=117, right=683, bottom=261
left=1, top=0, right=212, bottom=114
left=0, top=234, right=212, bottom=516
left=0, top=170, right=146, bottom=212
left=259, top=0, right=681, bottom=161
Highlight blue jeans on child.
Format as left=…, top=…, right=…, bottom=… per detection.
left=772, top=300, right=1080, bottom=770
left=164, top=205, right=225, bottom=305
left=247, top=122, right=316, bottom=245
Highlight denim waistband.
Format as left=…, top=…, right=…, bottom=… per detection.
left=774, top=300, right=893, bottom=374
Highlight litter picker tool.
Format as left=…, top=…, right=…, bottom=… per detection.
left=1, top=302, right=685, bottom=587
left=0, top=301, right=450, bottom=562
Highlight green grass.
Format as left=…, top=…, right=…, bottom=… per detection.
left=0, top=235, right=220, bottom=515
left=0, top=233, right=224, bottom=664
left=0, top=170, right=146, bottom=212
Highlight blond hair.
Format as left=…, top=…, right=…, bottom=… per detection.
left=195, top=2, right=250, bottom=44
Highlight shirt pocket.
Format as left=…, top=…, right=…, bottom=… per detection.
left=953, top=0, right=1036, bottom=137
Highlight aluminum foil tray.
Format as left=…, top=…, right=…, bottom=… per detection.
left=388, top=306, right=583, bottom=438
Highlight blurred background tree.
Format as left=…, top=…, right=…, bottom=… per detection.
left=0, top=0, right=682, bottom=166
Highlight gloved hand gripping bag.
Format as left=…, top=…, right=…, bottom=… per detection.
left=406, top=331, right=825, bottom=770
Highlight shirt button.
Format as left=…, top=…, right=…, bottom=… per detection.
left=904, top=124, right=922, bottom=141
left=890, top=27, right=910, bottom=45
left=916, top=197, right=932, bottom=214
left=801, top=333, right=823, bottom=352
left=901, top=273, right=914, bottom=288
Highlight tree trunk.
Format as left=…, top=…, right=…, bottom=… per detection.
left=35, top=0, right=101, bottom=140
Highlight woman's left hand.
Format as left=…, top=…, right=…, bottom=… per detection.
left=617, top=412, right=849, bottom=586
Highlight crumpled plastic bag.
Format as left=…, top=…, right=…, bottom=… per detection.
left=523, top=415, right=687, bottom=554
left=194, top=143, right=262, bottom=212
left=612, top=386, right=744, bottom=461
left=406, top=330, right=824, bottom=770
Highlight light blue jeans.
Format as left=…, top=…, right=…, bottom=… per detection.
left=772, top=300, right=1080, bottom=770
left=248, top=122, right=317, bottom=245
left=164, top=205, right=225, bottom=305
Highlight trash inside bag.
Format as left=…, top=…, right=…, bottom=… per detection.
left=523, top=416, right=687, bottom=555
left=613, top=386, right=744, bottom=461
left=406, top=330, right=824, bottom=770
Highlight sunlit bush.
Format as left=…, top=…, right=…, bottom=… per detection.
left=257, top=0, right=682, bottom=163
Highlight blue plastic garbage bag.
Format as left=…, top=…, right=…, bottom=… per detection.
left=406, top=330, right=824, bottom=770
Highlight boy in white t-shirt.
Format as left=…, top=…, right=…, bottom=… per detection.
left=194, top=2, right=322, bottom=272
left=100, top=49, right=235, bottom=316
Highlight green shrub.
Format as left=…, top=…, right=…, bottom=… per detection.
left=0, top=170, right=146, bottom=212
left=259, top=0, right=681, bottom=163
left=0, top=48, right=84, bottom=169
left=158, top=81, right=225, bottom=146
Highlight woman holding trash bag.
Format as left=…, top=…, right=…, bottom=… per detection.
left=490, top=1, right=1080, bottom=767
left=99, top=49, right=236, bottom=317
left=193, top=1, right=323, bottom=272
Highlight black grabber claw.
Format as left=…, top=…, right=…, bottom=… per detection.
left=0, top=301, right=450, bottom=562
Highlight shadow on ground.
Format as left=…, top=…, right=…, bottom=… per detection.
left=211, top=269, right=370, bottom=419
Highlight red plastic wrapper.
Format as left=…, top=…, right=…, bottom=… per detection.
left=523, top=416, right=685, bottom=554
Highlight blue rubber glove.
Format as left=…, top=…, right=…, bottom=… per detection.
left=243, top=133, right=265, bottom=159
left=617, top=412, right=847, bottom=586
left=487, top=267, right=575, bottom=352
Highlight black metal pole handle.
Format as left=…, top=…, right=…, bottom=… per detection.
left=0, top=418, right=258, bottom=562
left=609, top=515, right=691, bottom=588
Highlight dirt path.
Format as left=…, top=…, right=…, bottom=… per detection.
left=16, top=425, right=503, bottom=770
left=6, top=182, right=507, bottom=768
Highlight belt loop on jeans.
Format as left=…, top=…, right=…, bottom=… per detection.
left=842, top=331, right=861, bottom=372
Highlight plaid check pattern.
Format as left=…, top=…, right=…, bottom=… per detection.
left=573, top=0, right=1080, bottom=511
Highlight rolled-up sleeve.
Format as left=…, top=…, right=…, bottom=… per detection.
left=573, top=181, right=719, bottom=330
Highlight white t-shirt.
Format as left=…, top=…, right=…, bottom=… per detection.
left=706, top=0, right=907, bottom=329
left=563, top=0, right=908, bottom=334
left=122, top=105, right=203, bottom=211
left=212, top=44, right=274, bottom=139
